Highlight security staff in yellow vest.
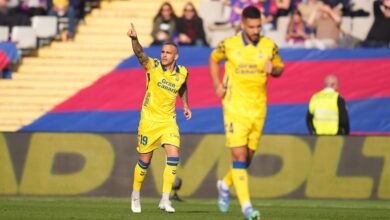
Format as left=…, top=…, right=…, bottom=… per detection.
left=306, top=75, right=350, bottom=135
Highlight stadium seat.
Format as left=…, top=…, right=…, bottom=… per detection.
left=11, top=26, right=37, bottom=49
left=199, top=1, right=225, bottom=24
left=199, top=1, right=234, bottom=47
left=351, top=17, right=374, bottom=40
left=340, top=17, right=352, bottom=34
left=32, top=16, right=58, bottom=39
left=208, top=29, right=235, bottom=48
left=276, top=16, right=290, bottom=38
left=265, top=30, right=285, bottom=47
left=0, top=26, right=9, bottom=42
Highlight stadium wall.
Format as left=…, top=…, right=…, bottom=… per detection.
left=1, top=132, right=389, bottom=200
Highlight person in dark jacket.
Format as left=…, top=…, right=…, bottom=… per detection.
left=362, top=0, right=390, bottom=48
left=176, top=2, right=208, bottom=46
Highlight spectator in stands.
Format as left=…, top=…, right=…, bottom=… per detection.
left=285, top=9, right=310, bottom=46
left=176, top=2, right=208, bottom=46
left=71, top=0, right=85, bottom=23
left=297, top=0, right=323, bottom=23
left=252, top=0, right=278, bottom=31
left=151, top=2, right=177, bottom=45
left=276, top=0, right=292, bottom=16
left=305, top=2, right=342, bottom=49
left=323, top=0, right=350, bottom=11
left=48, top=0, right=77, bottom=41
left=229, top=0, right=251, bottom=31
left=20, top=0, right=48, bottom=17
left=0, top=0, right=31, bottom=29
left=307, top=75, right=349, bottom=135
left=362, top=0, right=390, bottom=48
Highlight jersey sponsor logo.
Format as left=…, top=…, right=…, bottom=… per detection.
left=235, top=64, right=262, bottom=74
left=157, top=78, right=178, bottom=93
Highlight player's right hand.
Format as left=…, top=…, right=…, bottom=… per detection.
left=127, top=23, right=137, bottom=40
left=264, top=59, right=273, bottom=75
left=215, top=84, right=226, bottom=98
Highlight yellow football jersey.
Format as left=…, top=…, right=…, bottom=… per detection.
left=211, top=32, right=284, bottom=117
left=140, top=57, right=188, bottom=122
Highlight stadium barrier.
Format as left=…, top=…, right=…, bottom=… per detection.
left=0, top=132, right=389, bottom=199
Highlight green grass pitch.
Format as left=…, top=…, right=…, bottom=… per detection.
left=0, top=197, right=390, bottom=220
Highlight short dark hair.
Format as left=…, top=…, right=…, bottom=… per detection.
left=242, top=6, right=261, bottom=19
left=162, top=41, right=179, bottom=52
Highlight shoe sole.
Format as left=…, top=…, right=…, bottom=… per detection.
left=159, top=205, right=175, bottom=213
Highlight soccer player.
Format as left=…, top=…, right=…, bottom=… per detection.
left=127, top=23, right=192, bottom=214
left=209, top=6, right=284, bottom=220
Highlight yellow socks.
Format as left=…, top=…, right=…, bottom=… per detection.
left=223, top=169, right=233, bottom=187
left=232, top=161, right=250, bottom=206
left=133, top=159, right=150, bottom=191
left=162, top=157, right=179, bottom=194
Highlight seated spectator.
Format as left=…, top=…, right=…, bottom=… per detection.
left=229, top=0, right=251, bottom=31
left=71, top=0, right=85, bottom=23
left=276, top=0, right=292, bottom=16
left=0, top=0, right=31, bottom=29
left=362, top=0, right=390, bottom=48
left=151, top=2, right=177, bottom=45
left=297, top=0, right=323, bottom=23
left=176, top=2, right=208, bottom=46
left=19, top=0, right=48, bottom=17
left=305, top=2, right=342, bottom=49
left=322, top=0, right=350, bottom=10
left=48, top=0, right=76, bottom=41
left=285, top=9, right=310, bottom=46
left=253, top=0, right=278, bottom=31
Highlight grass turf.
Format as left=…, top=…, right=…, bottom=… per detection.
left=0, top=197, right=390, bottom=220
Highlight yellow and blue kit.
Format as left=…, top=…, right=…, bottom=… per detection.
left=137, top=57, right=188, bottom=153
left=211, top=32, right=284, bottom=150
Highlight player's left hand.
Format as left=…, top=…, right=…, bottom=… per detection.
left=264, top=59, right=273, bottom=75
left=183, top=106, right=192, bottom=120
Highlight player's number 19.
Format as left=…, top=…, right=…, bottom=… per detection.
left=140, top=135, right=148, bottom=145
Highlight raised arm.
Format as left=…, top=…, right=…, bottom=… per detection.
left=127, top=23, right=149, bottom=68
left=179, top=82, right=192, bottom=120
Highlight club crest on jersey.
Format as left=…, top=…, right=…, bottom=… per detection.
left=175, top=76, right=179, bottom=81
left=258, top=52, right=263, bottom=59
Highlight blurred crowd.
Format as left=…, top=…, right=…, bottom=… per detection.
left=1, top=0, right=389, bottom=48
left=151, top=1, right=208, bottom=46
left=152, top=0, right=390, bottom=48
left=0, top=0, right=99, bottom=41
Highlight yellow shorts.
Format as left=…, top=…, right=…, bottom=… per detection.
left=224, top=113, right=265, bottom=151
left=137, top=119, right=180, bottom=153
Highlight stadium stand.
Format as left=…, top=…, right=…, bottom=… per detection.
left=0, top=0, right=386, bottom=132
left=0, top=0, right=200, bottom=132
